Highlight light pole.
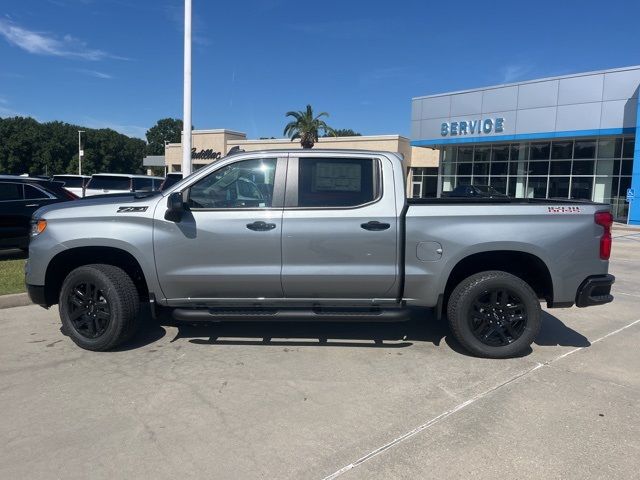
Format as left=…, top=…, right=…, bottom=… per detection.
left=78, top=130, right=85, bottom=175
left=182, top=0, right=192, bottom=176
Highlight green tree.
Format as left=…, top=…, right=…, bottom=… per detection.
left=145, top=118, right=184, bottom=155
left=323, top=128, right=361, bottom=137
left=0, top=116, right=146, bottom=175
left=283, top=105, right=335, bottom=149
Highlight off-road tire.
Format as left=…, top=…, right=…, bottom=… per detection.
left=447, top=270, right=541, bottom=358
left=59, top=264, right=140, bottom=351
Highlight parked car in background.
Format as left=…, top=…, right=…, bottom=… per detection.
left=159, top=173, right=183, bottom=191
left=0, top=175, right=77, bottom=250
left=83, top=174, right=163, bottom=197
left=52, top=174, right=91, bottom=197
left=444, top=185, right=509, bottom=198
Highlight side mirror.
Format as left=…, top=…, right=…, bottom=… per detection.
left=165, top=191, right=185, bottom=221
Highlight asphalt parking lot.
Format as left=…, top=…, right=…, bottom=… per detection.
left=1, top=227, right=639, bottom=479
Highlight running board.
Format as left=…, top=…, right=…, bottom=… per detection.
left=171, top=306, right=410, bottom=323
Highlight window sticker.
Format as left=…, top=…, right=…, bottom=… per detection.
left=312, top=162, right=361, bottom=192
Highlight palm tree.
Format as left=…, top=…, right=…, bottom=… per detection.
left=283, top=105, right=336, bottom=149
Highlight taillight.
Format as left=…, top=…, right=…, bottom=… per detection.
left=595, top=211, right=613, bottom=260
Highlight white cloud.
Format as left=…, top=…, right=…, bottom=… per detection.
left=83, top=117, right=147, bottom=139
left=0, top=18, right=126, bottom=61
left=76, top=69, right=114, bottom=79
left=500, top=64, right=532, bottom=83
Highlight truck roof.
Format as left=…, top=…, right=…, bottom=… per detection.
left=226, top=148, right=403, bottom=157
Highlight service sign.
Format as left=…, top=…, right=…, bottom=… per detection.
left=441, top=117, right=505, bottom=137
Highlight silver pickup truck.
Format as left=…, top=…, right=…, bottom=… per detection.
left=26, top=149, right=615, bottom=358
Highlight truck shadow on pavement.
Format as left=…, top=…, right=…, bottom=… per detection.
left=160, top=308, right=589, bottom=356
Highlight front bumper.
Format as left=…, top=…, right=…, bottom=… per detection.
left=575, top=274, right=615, bottom=308
left=26, top=284, right=48, bottom=308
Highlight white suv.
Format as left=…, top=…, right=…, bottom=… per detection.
left=84, top=174, right=163, bottom=196
left=52, top=175, right=91, bottom=197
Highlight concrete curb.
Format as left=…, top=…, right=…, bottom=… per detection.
left=0, top=293, right=31, bottom=309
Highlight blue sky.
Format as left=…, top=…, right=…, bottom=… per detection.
left=1, top=0, right=639, bottom=140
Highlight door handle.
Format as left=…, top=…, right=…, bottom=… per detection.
left=361, top=220, right=391, bottom=231
left=25, top=204, right=40, bottom=207
left=246, top=221, right=277, bottom=231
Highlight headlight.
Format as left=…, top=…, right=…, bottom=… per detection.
left=30, top=219, right=47, bottom=236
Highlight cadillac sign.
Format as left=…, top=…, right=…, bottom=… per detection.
left=441, top=117, right=505, bottom=137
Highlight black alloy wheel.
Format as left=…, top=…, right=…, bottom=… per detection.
left=446, top=270, right=541, bottom=358
left=67, top=281, right=111, bottom=339
left=468, top=288, right=527, bottom=347
left=59, top=264, right=140, bottom=351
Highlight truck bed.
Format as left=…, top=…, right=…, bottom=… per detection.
left=408, top=197, right=606, bottom=206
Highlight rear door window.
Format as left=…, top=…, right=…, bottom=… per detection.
left=296, top=158, right=378, bottom=208
left=24, top=184, right=51, bottom=199
left=0, top=182, right=23, bottom=201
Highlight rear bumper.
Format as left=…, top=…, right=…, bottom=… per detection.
left=26, top=284, right=48, bottom=308
left=575, top=274, right=615, bottom=308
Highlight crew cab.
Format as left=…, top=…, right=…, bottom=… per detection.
left=25, top=149, right=615, bottom=357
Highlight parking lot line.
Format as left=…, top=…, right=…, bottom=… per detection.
left=322, top=317, right=640, bottom=480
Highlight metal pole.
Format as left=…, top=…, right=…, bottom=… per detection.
left=182, top=0, right=192, bottom=176
left=78, top=130, right=84, bottom=175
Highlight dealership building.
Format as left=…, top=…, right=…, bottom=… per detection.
left=411, top=65, right=640, bottom=224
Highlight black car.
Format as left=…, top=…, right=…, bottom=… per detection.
left=0, top=175, right=77, bottom=250
left=444, top=184, right=508, bottom=198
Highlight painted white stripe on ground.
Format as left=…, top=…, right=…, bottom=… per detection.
left=321, top=317, right=640, bottom=480
left=616, top=291, right=640, bottom=298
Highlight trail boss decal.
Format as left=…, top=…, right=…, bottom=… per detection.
left=117, top=206, right=148, bottom=213
left=548, top=206, right=581, bottom=214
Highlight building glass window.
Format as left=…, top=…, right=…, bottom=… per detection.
left=548, top=177, right=570, bottom=198
left=571, top=177, right=593, bottom=200
left=572, top=160, right=594, bottom=176
left=550, top=161, right=572, bottom=175
left=437, top=135, right=634, bottom=220
left=529, top=161, right=549, bottom=176
left=597, top=138, right=621, bottom=158
left=458, top=147, right=473, bottom=162
left=574, top=140, right=596, bottom=159
left=529, top=142, right=550, bottom=160
left=474, top=146, right=490, bottom=162
left=473, top=162, right=489, bottom=176
left=491, top=144, right=509, bottom=161
left=490, top=162, right=508, bottom=176
left=410, top=167, right=439, bottom=198
left=457, top=163, right=472, bottom=175
left=551, top=141, right=573, bottom=159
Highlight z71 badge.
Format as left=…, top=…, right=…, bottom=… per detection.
left=548, top=206, right=581, bottom=213
left=117, top=206, right=148, bottom=213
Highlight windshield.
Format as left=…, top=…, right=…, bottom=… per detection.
left=86, top=176, right=131, bottom=190
left=475, top=185, right=500, bottom=194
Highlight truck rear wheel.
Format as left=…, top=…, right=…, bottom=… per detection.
left=446, top=271, right=541, bottom=358
left=59, top=264, right=140, bottom=351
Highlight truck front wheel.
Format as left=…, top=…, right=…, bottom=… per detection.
left=59, top=264, right=140, bottom=351
left=447, top=271, right=541, bottom=358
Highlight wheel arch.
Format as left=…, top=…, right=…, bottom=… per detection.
left=443, top=250, right=554, bottom=306
left=43, top=246, right=149, bottom=306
